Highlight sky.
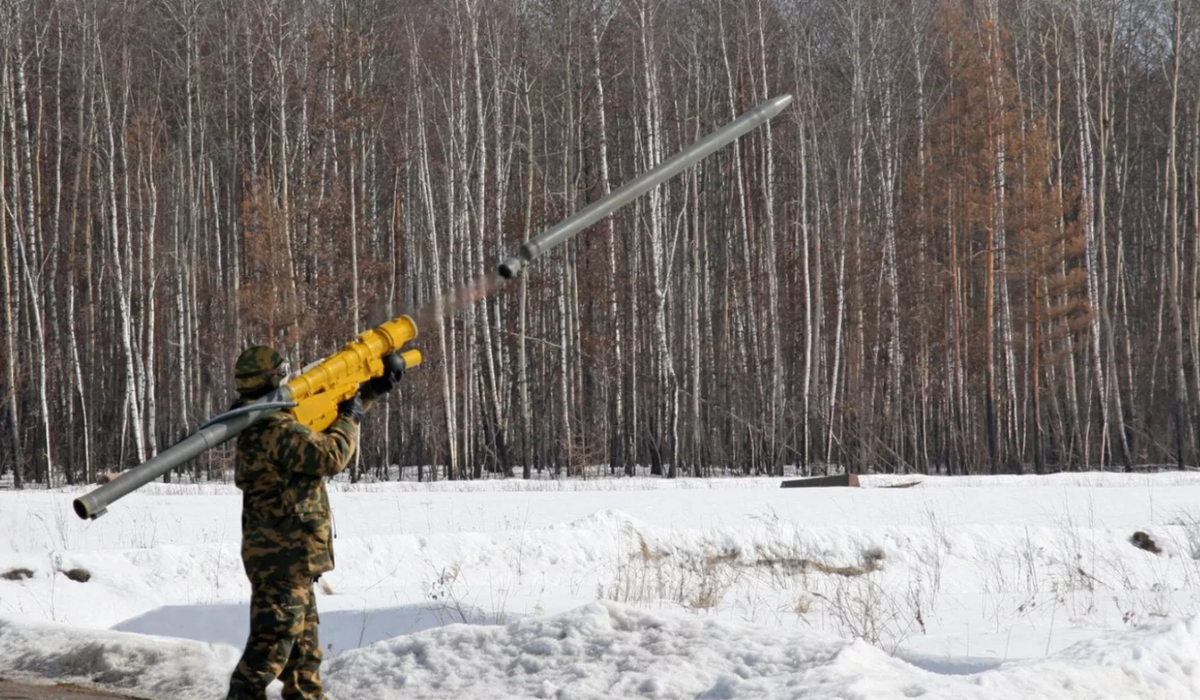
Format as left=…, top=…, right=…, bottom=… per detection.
left=3, top=471, right=1200, bottom=699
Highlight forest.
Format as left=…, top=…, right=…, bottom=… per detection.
left=2, top=0, right=1200, bottom=485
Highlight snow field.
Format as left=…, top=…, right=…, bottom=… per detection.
left=2, top=473, right=1200, bottom=698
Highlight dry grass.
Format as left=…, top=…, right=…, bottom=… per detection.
left=593, top=531, right=934, bottom=650
left=601, top=533, right=887, bottom=619
left=751, top=548, right=884, bottom=578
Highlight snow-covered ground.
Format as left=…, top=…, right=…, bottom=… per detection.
left=3, top=471, right=1200, bottom=699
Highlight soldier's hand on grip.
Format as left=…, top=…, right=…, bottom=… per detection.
left=361, top=352, right=404, bottom=403
left=337, top=394, right=365, bottom=424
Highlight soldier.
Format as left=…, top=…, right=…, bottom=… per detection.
left=225, top=345, right=401, bottom=700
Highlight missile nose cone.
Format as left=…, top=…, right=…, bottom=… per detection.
left=760, top=94, right=793, bottom=119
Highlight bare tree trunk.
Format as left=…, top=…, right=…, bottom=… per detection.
left=755, top=0, right=782, bottom=474
left=48, top=19, right=67, bottom=482
left=983, top=0, right=1003, bottom=473
left=66, top=281, right=91, bottom=482
left=178, top=0, right=200, bottom=449
left=844, top=1, right=868, bottom=473
left=520, top=69, right=534, bottom=480
left=1165, top=0, right=1190, bottom=468
left=8, top=6, right=53, bottom=483
left=684, top=31, right=703, bottom=476
left=272, top=0, right=300, bottom=342
left=909, top=0, right=932, bottom=471
left=828, top=209, right=848, bottom=466
left=1092, top=1, right=1132, bottom=470
left=467, top=0, right=505, bottom=476
left=874, top=49, right=903, bottom=471
left=558, top=4, right=577, bottom=476
left=136, top=127, right=160, bottom=467
left=591, top=9, right=624, bottom=475
left=1070, top=0, right=1107, bottom=469
left=1050, top=25, right=1082, bottom=467
left=411, top=30, right=453, bottom=481
left=798, top=92, right=814, bottom=475
left=0, top=55, right=20, bottom=488
left=718, top=1, right=762, bottom=472
left=99, top=31, right=146, bottom=466
left=636, top=0, right=676, bottom=477
left=346, top=44, right=363, bottom=483
left=1194, top=55, right=1200, bottom=465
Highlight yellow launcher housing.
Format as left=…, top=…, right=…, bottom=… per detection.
left=287, top=314, right=422, bottom=431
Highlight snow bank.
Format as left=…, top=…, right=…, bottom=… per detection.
left=322, top=601, right=1200, bottom=700
left=5, top=602, right=1199, bottom=700
left=0, top=614, right=239, bottom=699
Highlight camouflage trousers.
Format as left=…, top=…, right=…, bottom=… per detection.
left=226, top=578, right=323, bottom=700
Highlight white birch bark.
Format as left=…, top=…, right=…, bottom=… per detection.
left=1049, top=23, right=1082, bottom=463
left=468, top=0, right=503, bottom=474
left=635, top=0, right=677, bottom=476
left=48, top=22, right=65, bottom=460
left=755, top=0, right=782, bottom=472
left=591, top=7, right=624, bottom=474
left=872, top=39, right=902, bottom=469
left=1071, top=1, right=1106, bottom=465
left=558, top=3, right=577, bottom=475
left=717, top=1, right=761, bottom=469
left=0, top=55, right=21, bottom=487
left=1164, top=0, right=1189, bottom=467
left=8, top=6, right=54, bottom=483
left=410, top=30, right=455, bottom=480
left=272, top=0, right=299, bottom=337
left=1091, top=0, right=1132, bottom=468
left=520, top=69, right=534, bottom=478
left=112, top=35, right=147, bottom=465
left=136, top=129, right=160, bottom=463
left=985, top=0, right=1011, bottom=470
left=1193, top=51, right=1200, bottom=461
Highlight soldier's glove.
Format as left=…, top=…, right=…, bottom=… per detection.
left=360, top=352, right=405, bottom=405
left=337, top=393, right=365, bottom=424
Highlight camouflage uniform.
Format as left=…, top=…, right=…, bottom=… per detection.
left=226, top=347, right=359, bottom=700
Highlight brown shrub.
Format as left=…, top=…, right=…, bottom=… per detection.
left=64, top=567, right=92, bottom=583
left=2, top=567, right=34, bottom=581
left=1131, top=531, right=1162, bottom=555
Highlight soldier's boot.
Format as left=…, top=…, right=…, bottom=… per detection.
left=227, top=581, right=309, bottom=700
left=280, top=592, right=324, bottom=700
left=226, top=637, right=295, bottom=700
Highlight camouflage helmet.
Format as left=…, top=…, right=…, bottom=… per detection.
left=234, top=345, right=288, bottom=396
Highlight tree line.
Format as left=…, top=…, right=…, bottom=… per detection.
left=2, top=0, right=1199, bottom=486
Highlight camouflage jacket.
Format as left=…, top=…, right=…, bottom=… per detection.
left=234, top=402, right=359, bottom=582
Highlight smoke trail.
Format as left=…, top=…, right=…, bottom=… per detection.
left=409, top=271, right=509, bottom=331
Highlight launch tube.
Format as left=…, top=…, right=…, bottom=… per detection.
left=72, top=390, right=292, bottom=520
